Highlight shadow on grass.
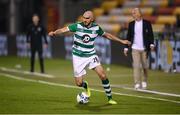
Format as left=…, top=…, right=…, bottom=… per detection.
left=75, top=102, right=114, bottom=112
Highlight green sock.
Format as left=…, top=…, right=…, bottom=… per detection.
left=82, top=81, right=87, bottom=89
left=102, top=79, right=112, bottom=100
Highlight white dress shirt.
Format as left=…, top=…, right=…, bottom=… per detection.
left=131, top=20, right=144, bottom=50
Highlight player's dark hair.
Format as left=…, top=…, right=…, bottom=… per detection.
left=32, top=13, right=39, bottom=18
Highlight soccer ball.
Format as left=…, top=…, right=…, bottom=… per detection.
left=76, top=92, right=89, bottom=104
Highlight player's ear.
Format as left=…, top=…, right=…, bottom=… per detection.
left=91, top=18, right=94, bottom=22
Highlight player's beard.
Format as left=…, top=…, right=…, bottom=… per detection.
left=84, top=21, right=91, bottom=28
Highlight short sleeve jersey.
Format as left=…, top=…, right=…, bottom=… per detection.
left=68, top=22, right=105, bottom=57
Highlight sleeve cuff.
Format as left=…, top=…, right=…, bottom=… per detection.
left=102, top=32, right=106, bottom=36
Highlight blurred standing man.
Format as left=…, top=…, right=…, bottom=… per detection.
left=124, top=8, right=154, bottom=89
left=27, top=14, right=48, bottom=73
left=49, top=11, right=130, bottom=104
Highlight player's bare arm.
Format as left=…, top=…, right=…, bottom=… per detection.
left=48, top=27, right=69, bottom=37
left=103, top=32, right=131, bottom=45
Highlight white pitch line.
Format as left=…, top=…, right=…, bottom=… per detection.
left=111, top=85, right=180, bottom=98
left=1, top=73, right=180, bottom=104
left=0, top=67, right=54, bottom=78
left=126, top=87, right=180, bottom=98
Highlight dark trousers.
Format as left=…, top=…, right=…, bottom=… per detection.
left=30, top=48, right=44, bottom=73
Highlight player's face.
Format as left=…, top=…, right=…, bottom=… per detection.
left=82, top=16, right=92, bottom=26
left=32, top=15, right=40, bottom=25
left=132, top=9, right=141, bottom=20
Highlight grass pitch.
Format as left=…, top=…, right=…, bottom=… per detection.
left=0, top=56, right=180, bottom=114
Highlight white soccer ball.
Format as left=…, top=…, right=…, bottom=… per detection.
left=76, top=92, right=89, bottom=104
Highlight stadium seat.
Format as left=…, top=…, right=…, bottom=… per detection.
left=143, top=16, right=157, bottom=23
left=93, top=8, right=104, bottom=17
left=99, top=23, right=121, bottom=34
left=116, top=0, right=125, bottom=6
left=110, top=15, right=133, bottom=23
left=156, top=16, right=177, bottom=25
left=96, top=16, right=111, bottom=23
left=140, top=8, right=154, bottom=16
left=103, top=0, right=124, bottom=6
left=156, top=7, right=175, bottom=15
left=123, top=0, right=140, bottom=7
left=141, top=0, right=168, bottom=7
left=173, top=7, right=180, bottom=15
left=101, top=1, right=118, bottom=12
left=109, top=8, right=124, bottom=15
left=109, top=7, right=153, bottom=16
left=74, top=0, right=178, bottom=34
left=96, top=15, right=132, bottom=23
left=109, top=7, right=132, bottom=15
left=152, top=24, right=165, bottom=32
left=122, top=8, right=132, bottom=15
left=173, top=0, right=180, bottom=6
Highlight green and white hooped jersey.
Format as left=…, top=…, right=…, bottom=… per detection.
left=68, top=22, right=105, bottom=57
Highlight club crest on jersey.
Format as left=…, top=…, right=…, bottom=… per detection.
left=82, top=34, right=91, bottom=43
left=38, top=27, right=42, bottom=32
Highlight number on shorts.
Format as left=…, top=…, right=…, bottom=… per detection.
left=93, top=57, right=99, bottom=63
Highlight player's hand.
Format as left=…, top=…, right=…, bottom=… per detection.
left=48, top=31, right=56, bottom=37
left=122, top=40, right=131, bottom=45
left=124, top=49, right=128, bottom=56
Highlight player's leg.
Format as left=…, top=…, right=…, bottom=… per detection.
left=37, top=49, right=44, bottom=73
left=94, top=65, right=117, bottom=104
left=141, top=51, right=148, bottom=89
left=132, top=49, right=141, bottom=89
left=30, top=49, right=36, bottom=72
left=74, top=76, right=90, bottom=95
left=72, top=55, right=90, bottom=97
left=74, top=76, right=83, bottom=86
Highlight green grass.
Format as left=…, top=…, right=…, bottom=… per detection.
left=0, top=56, right=180, bottom=114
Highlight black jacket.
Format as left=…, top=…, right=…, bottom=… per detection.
left=27, top=24, right=48, bottom=50
left=126, top=19, right=154, bottom=52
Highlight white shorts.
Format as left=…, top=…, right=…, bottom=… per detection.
left=72, top=55, right=101, bottom=77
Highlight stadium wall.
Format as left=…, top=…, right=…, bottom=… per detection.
left=0, top=35, right=180, bottom=73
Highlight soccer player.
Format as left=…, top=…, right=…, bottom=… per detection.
left=27, top=14, right=48, bottom=73
left=49, top=11, right=130, bottom=104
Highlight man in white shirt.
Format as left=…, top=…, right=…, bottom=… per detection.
left=124, top=8, right=154, bottom=89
